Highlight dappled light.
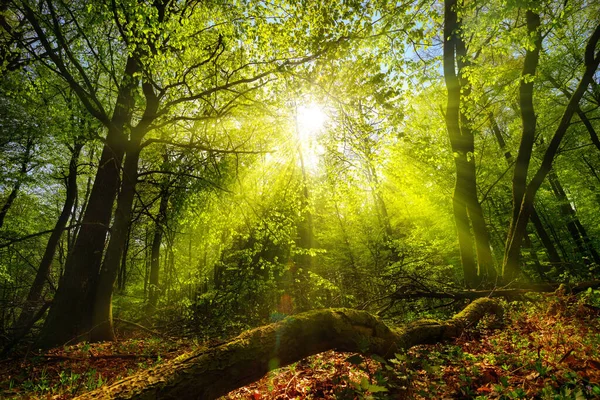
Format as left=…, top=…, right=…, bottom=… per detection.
left=1, top=0, right=600, bottom=398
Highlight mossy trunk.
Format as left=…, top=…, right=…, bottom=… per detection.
left=75, top=298, right=502, bottom=400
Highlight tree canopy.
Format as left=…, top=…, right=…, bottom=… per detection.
left=1, top=0, right=600, bottom=397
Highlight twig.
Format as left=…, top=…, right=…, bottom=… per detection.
left=113, top=318, right=162, bottom=337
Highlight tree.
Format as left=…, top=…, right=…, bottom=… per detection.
left=443, top=0, right=496, bottom=287
left=3, top=0, right=338, bottom=346
left=502, top=13, right=600, bottom=280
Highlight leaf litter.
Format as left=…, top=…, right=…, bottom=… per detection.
left=1, top=292, right=600, bottom=399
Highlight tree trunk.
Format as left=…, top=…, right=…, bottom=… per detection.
left=547, top=170, right=600, bottom=264
left=503, top=23, right=600, bottom=279
left=444, top=0, right=496, bottom=287
left=12, top=141, right=82, bottom=340
left=548, top=171, right=586, bottom=255
left=74, top=298, right=502, bottom=400
left=117, top=224, right=131, bottom=292
left=90, top=78, right=160, bottom=341
left=488, top=112, right=562, bottom=267
left=455, top=37, right=496, bottom=284
left=38, top=57, right=139, bottom=349
left=502, top=10, right=541, bottom=280
left=146, top=181, right=170, bottom=319
left=90, top=135, right=143, bottom=342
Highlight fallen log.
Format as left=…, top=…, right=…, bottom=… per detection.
left=75, top=298, right=502, bottom=400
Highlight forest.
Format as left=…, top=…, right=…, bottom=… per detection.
left=0, top=0, right=600, bottom=398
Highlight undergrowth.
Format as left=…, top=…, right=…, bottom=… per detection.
left=1, top=289, right=600, bottom=399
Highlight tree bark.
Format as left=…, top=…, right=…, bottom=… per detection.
left=488, top=112, right=562, bottom=267
left=74, top=298, right=502, bottom=400
left=146, top=177, right=170, bottom=319
left=443, top=0, right=496, bottom=287
left=38, top=57, right=139, bottom=348
left=13, top=140, right=82, bottom=339
left=90, top=137, right=142, bottom=342
left=503, top=23, right=600, bottom=280
left=502, top=10, right=541, bottom=281
left=546, top=170, right=600, bottom=264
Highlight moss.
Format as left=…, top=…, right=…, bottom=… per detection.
left=76, top=302, right=503, bottom=400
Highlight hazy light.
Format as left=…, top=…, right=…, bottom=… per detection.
left=297, top=103, right=327, bottom=141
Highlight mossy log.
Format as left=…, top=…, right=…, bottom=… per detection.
left=75, top=298, right=502, bottom=400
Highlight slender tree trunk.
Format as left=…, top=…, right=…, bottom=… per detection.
left=488, top=113, right=562, bottom=266
left=548, top=170, right=600, bottom=263
left=503, top=10, right=542, bottom=280
left=444, top=0, right=496, bottom=287
left=147, top=183, right=170, bottom=319
left=0, top=137, right=34, bottom=229
left=117, top=224, right=130, bottom=292
left=503, top=23, right=600, bottom=279
left=38, top=57, right=139, bottom=348
left=13, top=141, right=82, bottom=340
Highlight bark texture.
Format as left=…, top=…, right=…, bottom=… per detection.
left=488, top=112, right=561, bottom=267
left=503, top=22, right=600, bottom=279
left=74, top=298, right=502, bottom=400
left=443, top=0, right=496, bottom=286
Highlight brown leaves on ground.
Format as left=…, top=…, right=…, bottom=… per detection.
left=227, top=292, right=600, bottom=399
left=2, top=292, right=600, bottom=399
left=0, top=337, right=193, bottom=399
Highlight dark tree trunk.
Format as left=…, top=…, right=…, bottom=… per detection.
left=74, top=298, right=502, bottom=400
left=529, top=209, right=562, bottom=266
left=548, top=171, right=586, bottom=255
left=548, top=170, right=600, bottom=264
left=90, top=137, right=142, bottom=342
left=503, top=10, right=541, bottom=280
left=117, top=224, right=130, bottom=292
left=90, top=81, right=159, bottom=341
left=503, top=23, right=600, bottom=279
left=488, top=112, right=562, bottom=267
left=12, top=141, right=82, bottom=340
left=146, top=182, right=170, bottom=319
left=443, top=0, right=496, bottom=287
left=38, top=57, right=139, bottom=349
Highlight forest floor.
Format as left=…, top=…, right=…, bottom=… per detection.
left=1, top=291, right=600, bottom=399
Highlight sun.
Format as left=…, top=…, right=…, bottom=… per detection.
left=297, top=103, right=327, bottom=142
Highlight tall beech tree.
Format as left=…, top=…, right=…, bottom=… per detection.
left=443, top=0, right=496, bottom=287
left=502, top=13, right=600, bottom=280
left=4, top=0, right=336, bottom=346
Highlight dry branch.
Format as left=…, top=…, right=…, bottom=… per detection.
left=389, top=280, right=600, bottom=301
left=75, top=298, right=502, bottom=400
